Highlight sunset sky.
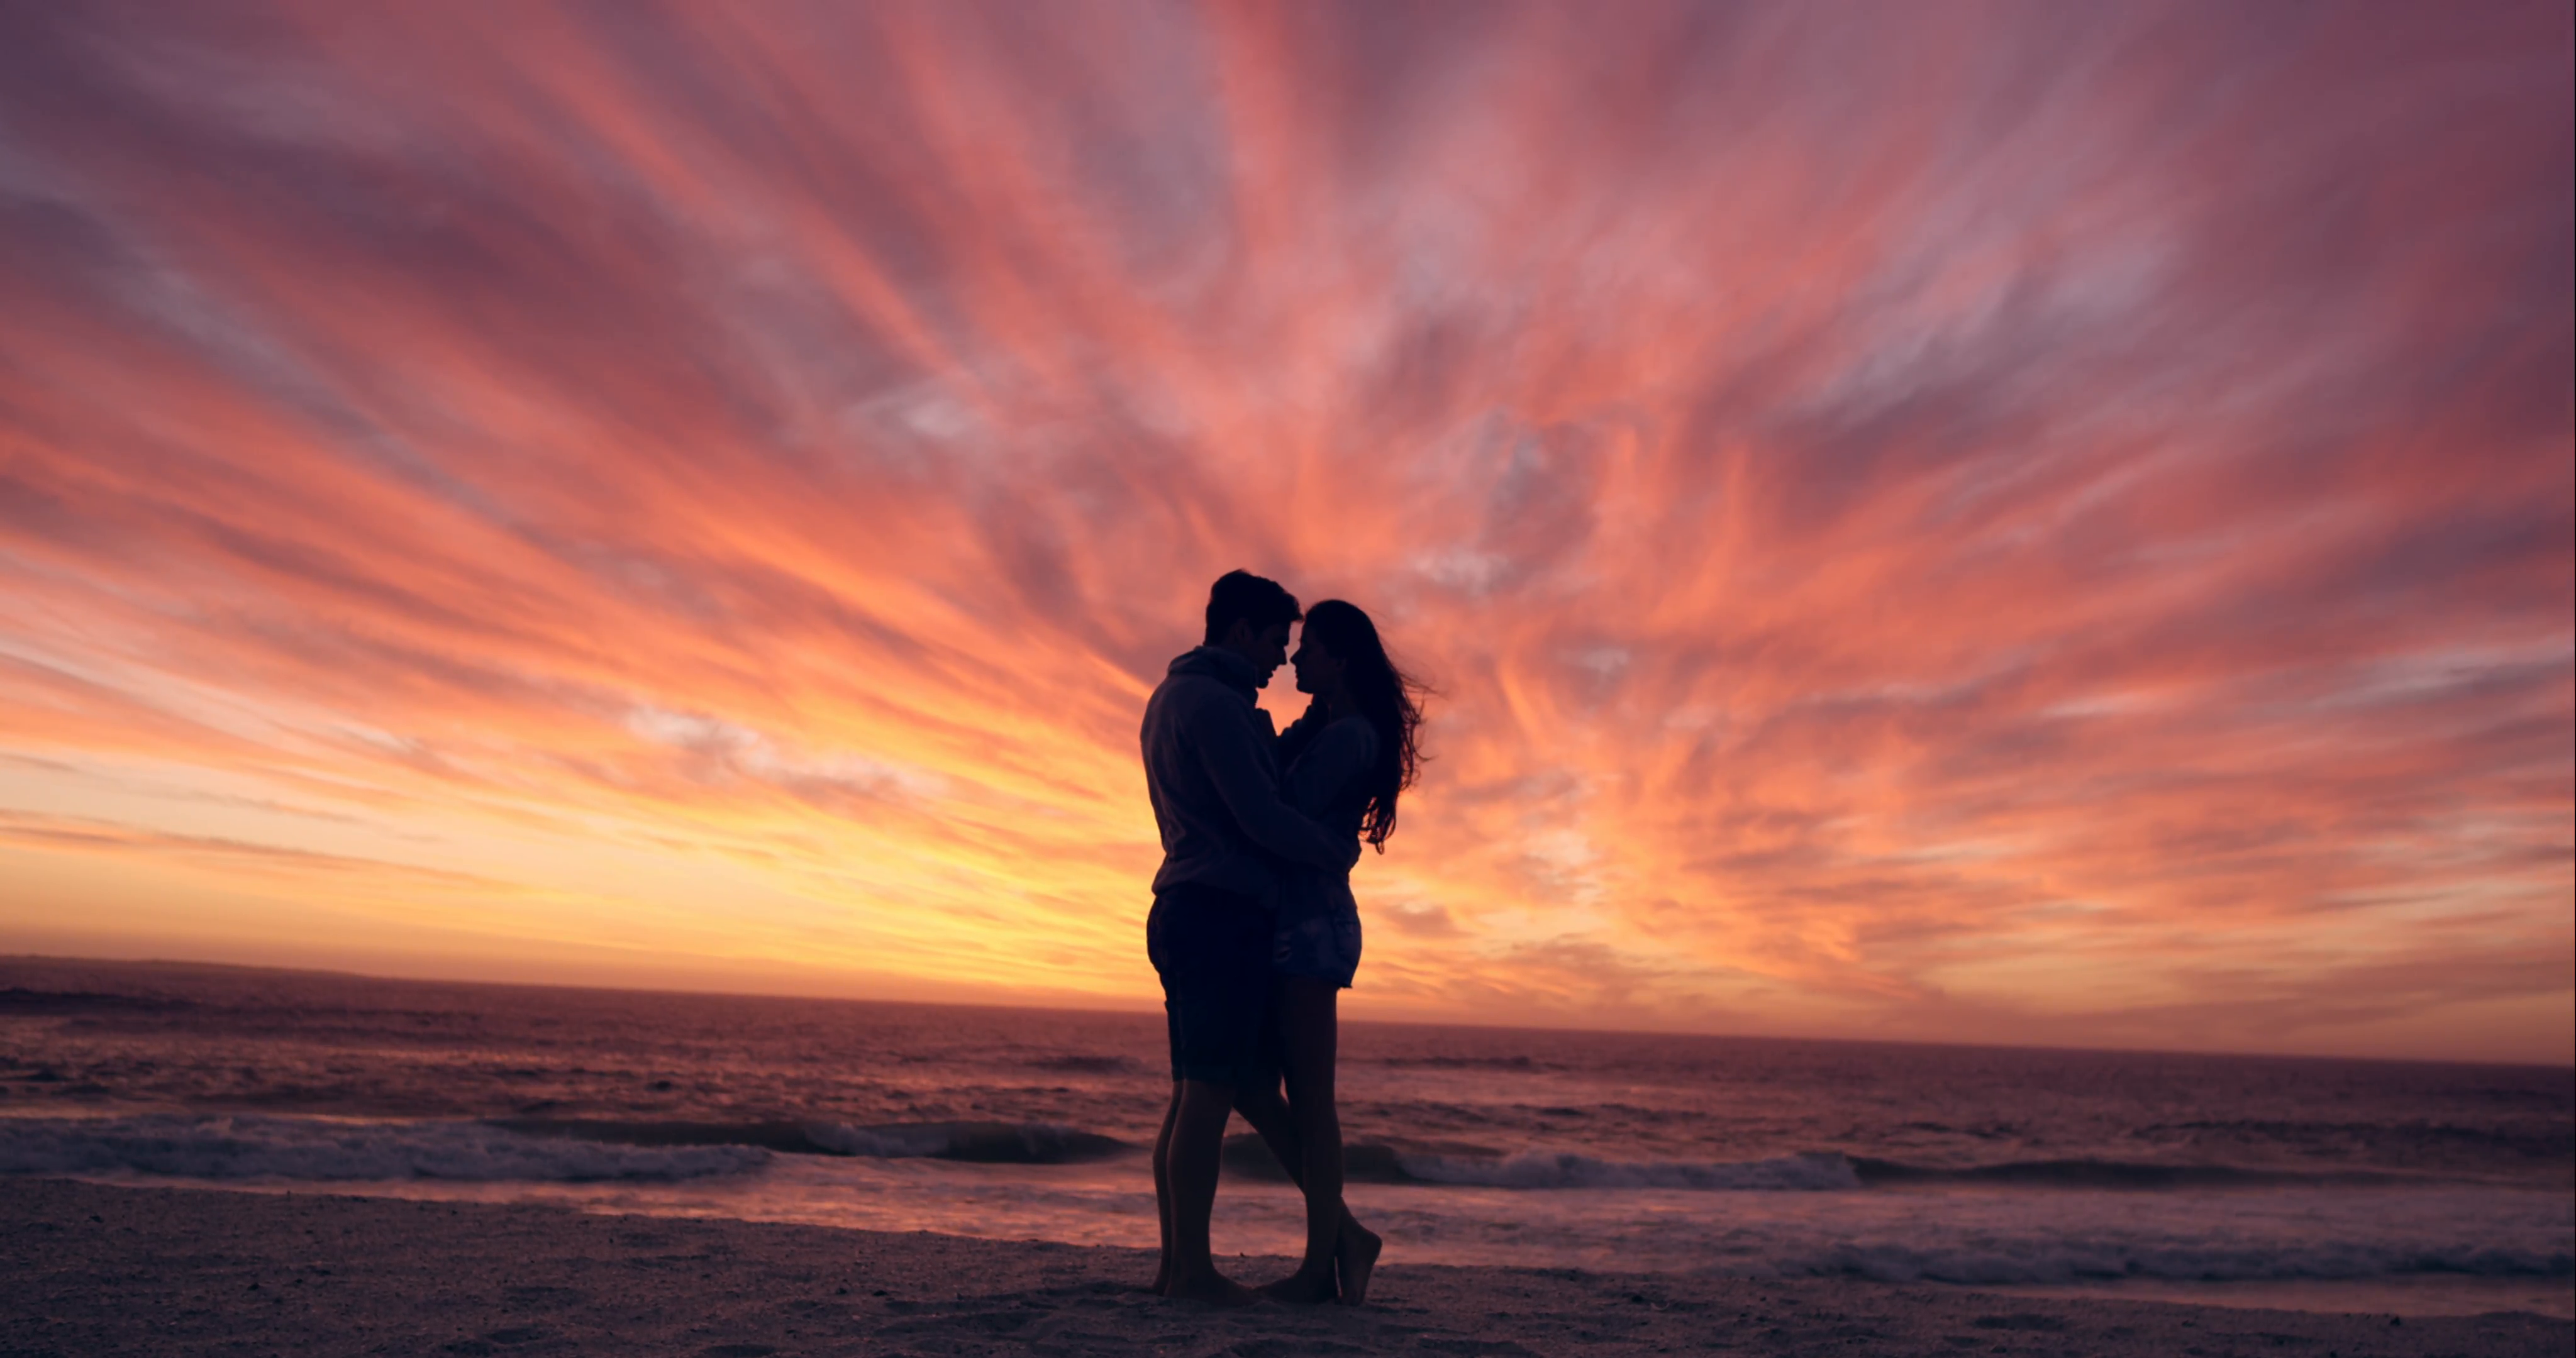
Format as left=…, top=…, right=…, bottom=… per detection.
left=1, top=2, right=2568, bottom=1063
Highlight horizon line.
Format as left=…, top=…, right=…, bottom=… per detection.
left=9, top=951, right=2568, bottom=1074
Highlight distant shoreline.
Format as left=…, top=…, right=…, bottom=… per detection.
left=5, top=1178, right=2567, bottom=1356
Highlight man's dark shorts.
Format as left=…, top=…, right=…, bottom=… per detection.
left=1145, top=883, right=1273, bottom=1088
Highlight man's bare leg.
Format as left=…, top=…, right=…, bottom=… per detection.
left=1149, top=1083, right=1179, bottom=1294
left=1165, top=1077, right=1258, bottom=1306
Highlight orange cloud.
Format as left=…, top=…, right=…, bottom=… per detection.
left=0, top=0, right=2567, bottom=1062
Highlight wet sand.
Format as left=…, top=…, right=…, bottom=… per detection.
left=4, top=1178, right=2565, bottom=1357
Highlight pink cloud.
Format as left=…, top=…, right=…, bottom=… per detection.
left=0, top=0, right=2565, bottom=1061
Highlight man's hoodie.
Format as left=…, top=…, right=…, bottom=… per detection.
left=1141, top=646, right=1362, bottom=905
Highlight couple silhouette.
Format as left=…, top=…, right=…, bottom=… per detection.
left=1140, top=570, right=1424, bottom=1306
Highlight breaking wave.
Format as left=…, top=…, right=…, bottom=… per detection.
left=802, top=1120, right=1124, bottom=1162
left=6, top=1113, right=2478, bottom=1195
left=1307, top=1147, right=2421, bottom=1193
left=0, top=1114, right=765, bottom=1182
left=6, top=1117, right=2566, bottom=1289
left=1397, top=1149, right=1865, bottom=1191
left=494, top=1117, right=1127, bottom=1163
left=1846, top=1156, right=2418, bottom=1189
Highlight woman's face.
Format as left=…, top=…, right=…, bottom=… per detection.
left=1291, top=631, right=1345, bottom=697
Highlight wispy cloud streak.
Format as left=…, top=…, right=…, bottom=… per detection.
left=0, top=0, right=2567, bottom=1059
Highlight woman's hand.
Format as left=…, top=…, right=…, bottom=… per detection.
left=1277, top=695, right=1331, bottom=762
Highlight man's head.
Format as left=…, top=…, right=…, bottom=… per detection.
left=1203, top=570, right=1300, bottom=685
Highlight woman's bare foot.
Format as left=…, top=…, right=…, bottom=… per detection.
left=1335, top=1225, right=1382, bottom=1306
left=1259, top=1267, right=1337, bottom=1304
left=1163, top=1272, right=1261, bottom=1307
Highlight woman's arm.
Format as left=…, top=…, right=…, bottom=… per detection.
left=1274, top=695, right=1331, bottom=769
left=1285, top=719, right=1379, bottom=816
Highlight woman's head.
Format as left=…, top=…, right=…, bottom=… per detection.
left=1291, top=599, right=1426, bottom=850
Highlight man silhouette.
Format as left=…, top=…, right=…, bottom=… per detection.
left=1140, top=570, right=1360, bottom=1305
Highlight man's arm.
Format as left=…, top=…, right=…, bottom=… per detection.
left=1191, top=698, right=1363, bottom=873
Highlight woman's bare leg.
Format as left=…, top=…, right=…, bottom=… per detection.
left=1231, top=1074, right=1302, bottom=1185
left=1235, top=991, right=1380, bottom=1303
left=1252, top=976, right=1349, bottom=1301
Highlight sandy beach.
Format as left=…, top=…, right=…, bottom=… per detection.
left=3, top=1178, right=2564, bottom=1357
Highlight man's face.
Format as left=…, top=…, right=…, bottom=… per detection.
left=1225, top=617, right=1294, bottom=685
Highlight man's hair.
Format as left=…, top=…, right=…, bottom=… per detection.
left=1203, top=570, right=1301, bottom=645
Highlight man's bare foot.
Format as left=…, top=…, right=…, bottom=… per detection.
left=1335, top=1225, right=1383, bottom=1306
left=1258, top=1267, right=1336, bottom=1304
left=1163, top=1272, right=1260, bottom=1307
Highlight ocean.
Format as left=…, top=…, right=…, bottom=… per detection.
left=3, top=957, right=2568, bottom=1319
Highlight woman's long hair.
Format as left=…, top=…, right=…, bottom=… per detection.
left=1296, top=599, right=1426, bottom=851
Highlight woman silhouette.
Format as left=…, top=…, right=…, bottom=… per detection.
left=1234, top=598, right=1425, bottom=1304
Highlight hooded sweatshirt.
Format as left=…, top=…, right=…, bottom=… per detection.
left=1141, top=646, right=1362, bottom=905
